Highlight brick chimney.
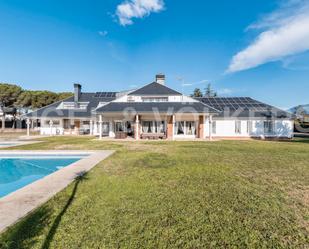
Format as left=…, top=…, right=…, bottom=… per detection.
left=156, top=74, right=165, bottom=85
left=74, top=83, right=81, bottom=102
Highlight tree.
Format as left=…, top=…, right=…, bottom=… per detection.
left=0, top=83, right=22, bottom=107
left=15, top=90, right=73, bottom=110
left=57, top=92, right=73, bottom=101
left=204, top=83, right=217, bottom=97
left=191, top=88, right=203, bottom=97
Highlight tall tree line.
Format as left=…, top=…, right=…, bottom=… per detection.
left=0, top=83, right=72, bottom=111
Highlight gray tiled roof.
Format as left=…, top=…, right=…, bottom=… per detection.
left=25, top=93, right=117, bottom=118
left=196, top=97, right=292, bottom=118
left=128, top=82, right=182, bottom=96
left=95, top=102, right=219, bottom=114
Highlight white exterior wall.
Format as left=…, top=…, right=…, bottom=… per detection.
left=40, top=126, right=64, bottom=135
left=208, top=118, right=293, bottom=138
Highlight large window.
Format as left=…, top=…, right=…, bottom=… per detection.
left=115, top=122, right=124, bottom=132
left=264, top=121, right=274, bottom=134
left=174, top=121, right=196, bottom=136
left=142, top=97, right=168, bottom=102
left=61, top=102, right=88, bottom=110
left=235, top=121, right=241, bottom=134
left=175, top=121, right=185, bottom=135
left=142, top=121, right=165, bottom=134
left=186, top=121, right=196, bottom=135
left=102, top=122, right=110, bottom=134
left=142, top=121, right=153, bottom=133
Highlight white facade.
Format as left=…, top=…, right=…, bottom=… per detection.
left=205, top=118, right=293, bottom=138
left=30, top=76, right=294, bottom=139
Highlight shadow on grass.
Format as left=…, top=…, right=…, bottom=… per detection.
left=41, top=171, right=88, bottom=249
left=288, top=137, right=309, bottom=144
left=0, top=171, right=88, bottom=249
left=0, top=207, right=51, bottom=249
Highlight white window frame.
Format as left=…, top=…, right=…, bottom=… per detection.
left=235, top=120, right=241, bottom=134
left=174, top=121, right=196, bottom=136
left=264, top=120, right=275, bottom=134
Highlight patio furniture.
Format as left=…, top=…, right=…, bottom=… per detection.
left=115, top=131, right=127, bottom=139
left=141, top=133, right=166, bottom=140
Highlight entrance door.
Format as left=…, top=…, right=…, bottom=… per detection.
left=74, top=120, right=80, bottom=135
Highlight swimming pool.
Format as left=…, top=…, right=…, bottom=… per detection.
left=0, top=143, right=19, bottom=148
left=0, top=154, right=88, bottom=197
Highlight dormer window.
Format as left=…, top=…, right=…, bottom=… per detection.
left=58, top=102, right=89, bottom=110
left=127, top=96, right=135, bottom=102
left=142, top=97, right=168, bottom=102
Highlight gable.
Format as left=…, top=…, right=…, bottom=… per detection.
left=128, top=82, right=182, bottom=96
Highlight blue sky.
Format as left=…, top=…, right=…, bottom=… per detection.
left=0, top=0, right=308, bottom=108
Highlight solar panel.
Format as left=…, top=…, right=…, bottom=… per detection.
left=94, top=92, right=117, bottom=98
left=198, top=97, right=277, bottom=112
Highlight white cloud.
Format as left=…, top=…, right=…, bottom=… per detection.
left=116, top=0, right=165, bottom=26
left=227, top=0, right=309, bottom=73
left=182, top=79, right=209, bottom=87
left=98, top=31, right=108, bottom=37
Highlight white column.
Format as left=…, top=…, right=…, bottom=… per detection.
left=172, top=115, right=175, bottom=140
left=90, top=120, right=93, bottom=135
left=209, top=115, right=213, bottom=141
left=60, top=119, right=64, bottom=135
left=26, top=118, right=31, bottom=137
left=49, top=120, right=53, bottom=136
left=135, top=115, right=139, bottom=140
left=99, top=115, right=103, bottom=139
left=109, top=120, right=113, bottom=138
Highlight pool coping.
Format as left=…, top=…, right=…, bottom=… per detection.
left=0, top=150, right=115, bottom=233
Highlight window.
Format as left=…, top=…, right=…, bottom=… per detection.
left=174, top=121, right=196, bottom=136
left=115, top=122, right=124, bottom=132
left=142, top=97, right=168, bottom=102
left=61, top=102, right=88, bottom=110
left=102, top=122, right=110, bottom=134
left=142, top=121, right=165, bottom=134
left=45, top=120, right=60, bottom=126
left=264, top=121, right=274, bottom=134
left=235, top=121, right=241, bottom=134
left=154, top=121, right=165, bottom=133
left=175, top=121, right=185, bottom=135
left=186, top=121, right=196, bottom=135
left=63, top=119, right=70, bottom=129
left=212, top=121, right=216, bottom=134
left=142, top=121, right=152, bottom=133
left=127, top=96, right=135, bottom=102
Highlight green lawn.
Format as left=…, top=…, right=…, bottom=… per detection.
left=0, top=137, right=309, bottom=248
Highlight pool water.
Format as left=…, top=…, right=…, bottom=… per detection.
left=0, top=143, right=18, bottom=147
left=0, top=157, right=83, bottom=197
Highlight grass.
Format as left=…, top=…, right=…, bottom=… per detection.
left=0, top=131, right=39, bottom=140
left=0, top=137, right=309, bottom=248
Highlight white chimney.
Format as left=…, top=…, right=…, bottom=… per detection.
left=156, top=74, right=165, bottom=85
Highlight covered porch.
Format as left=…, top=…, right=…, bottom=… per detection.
left=95, top=113, right=214, bottom=140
